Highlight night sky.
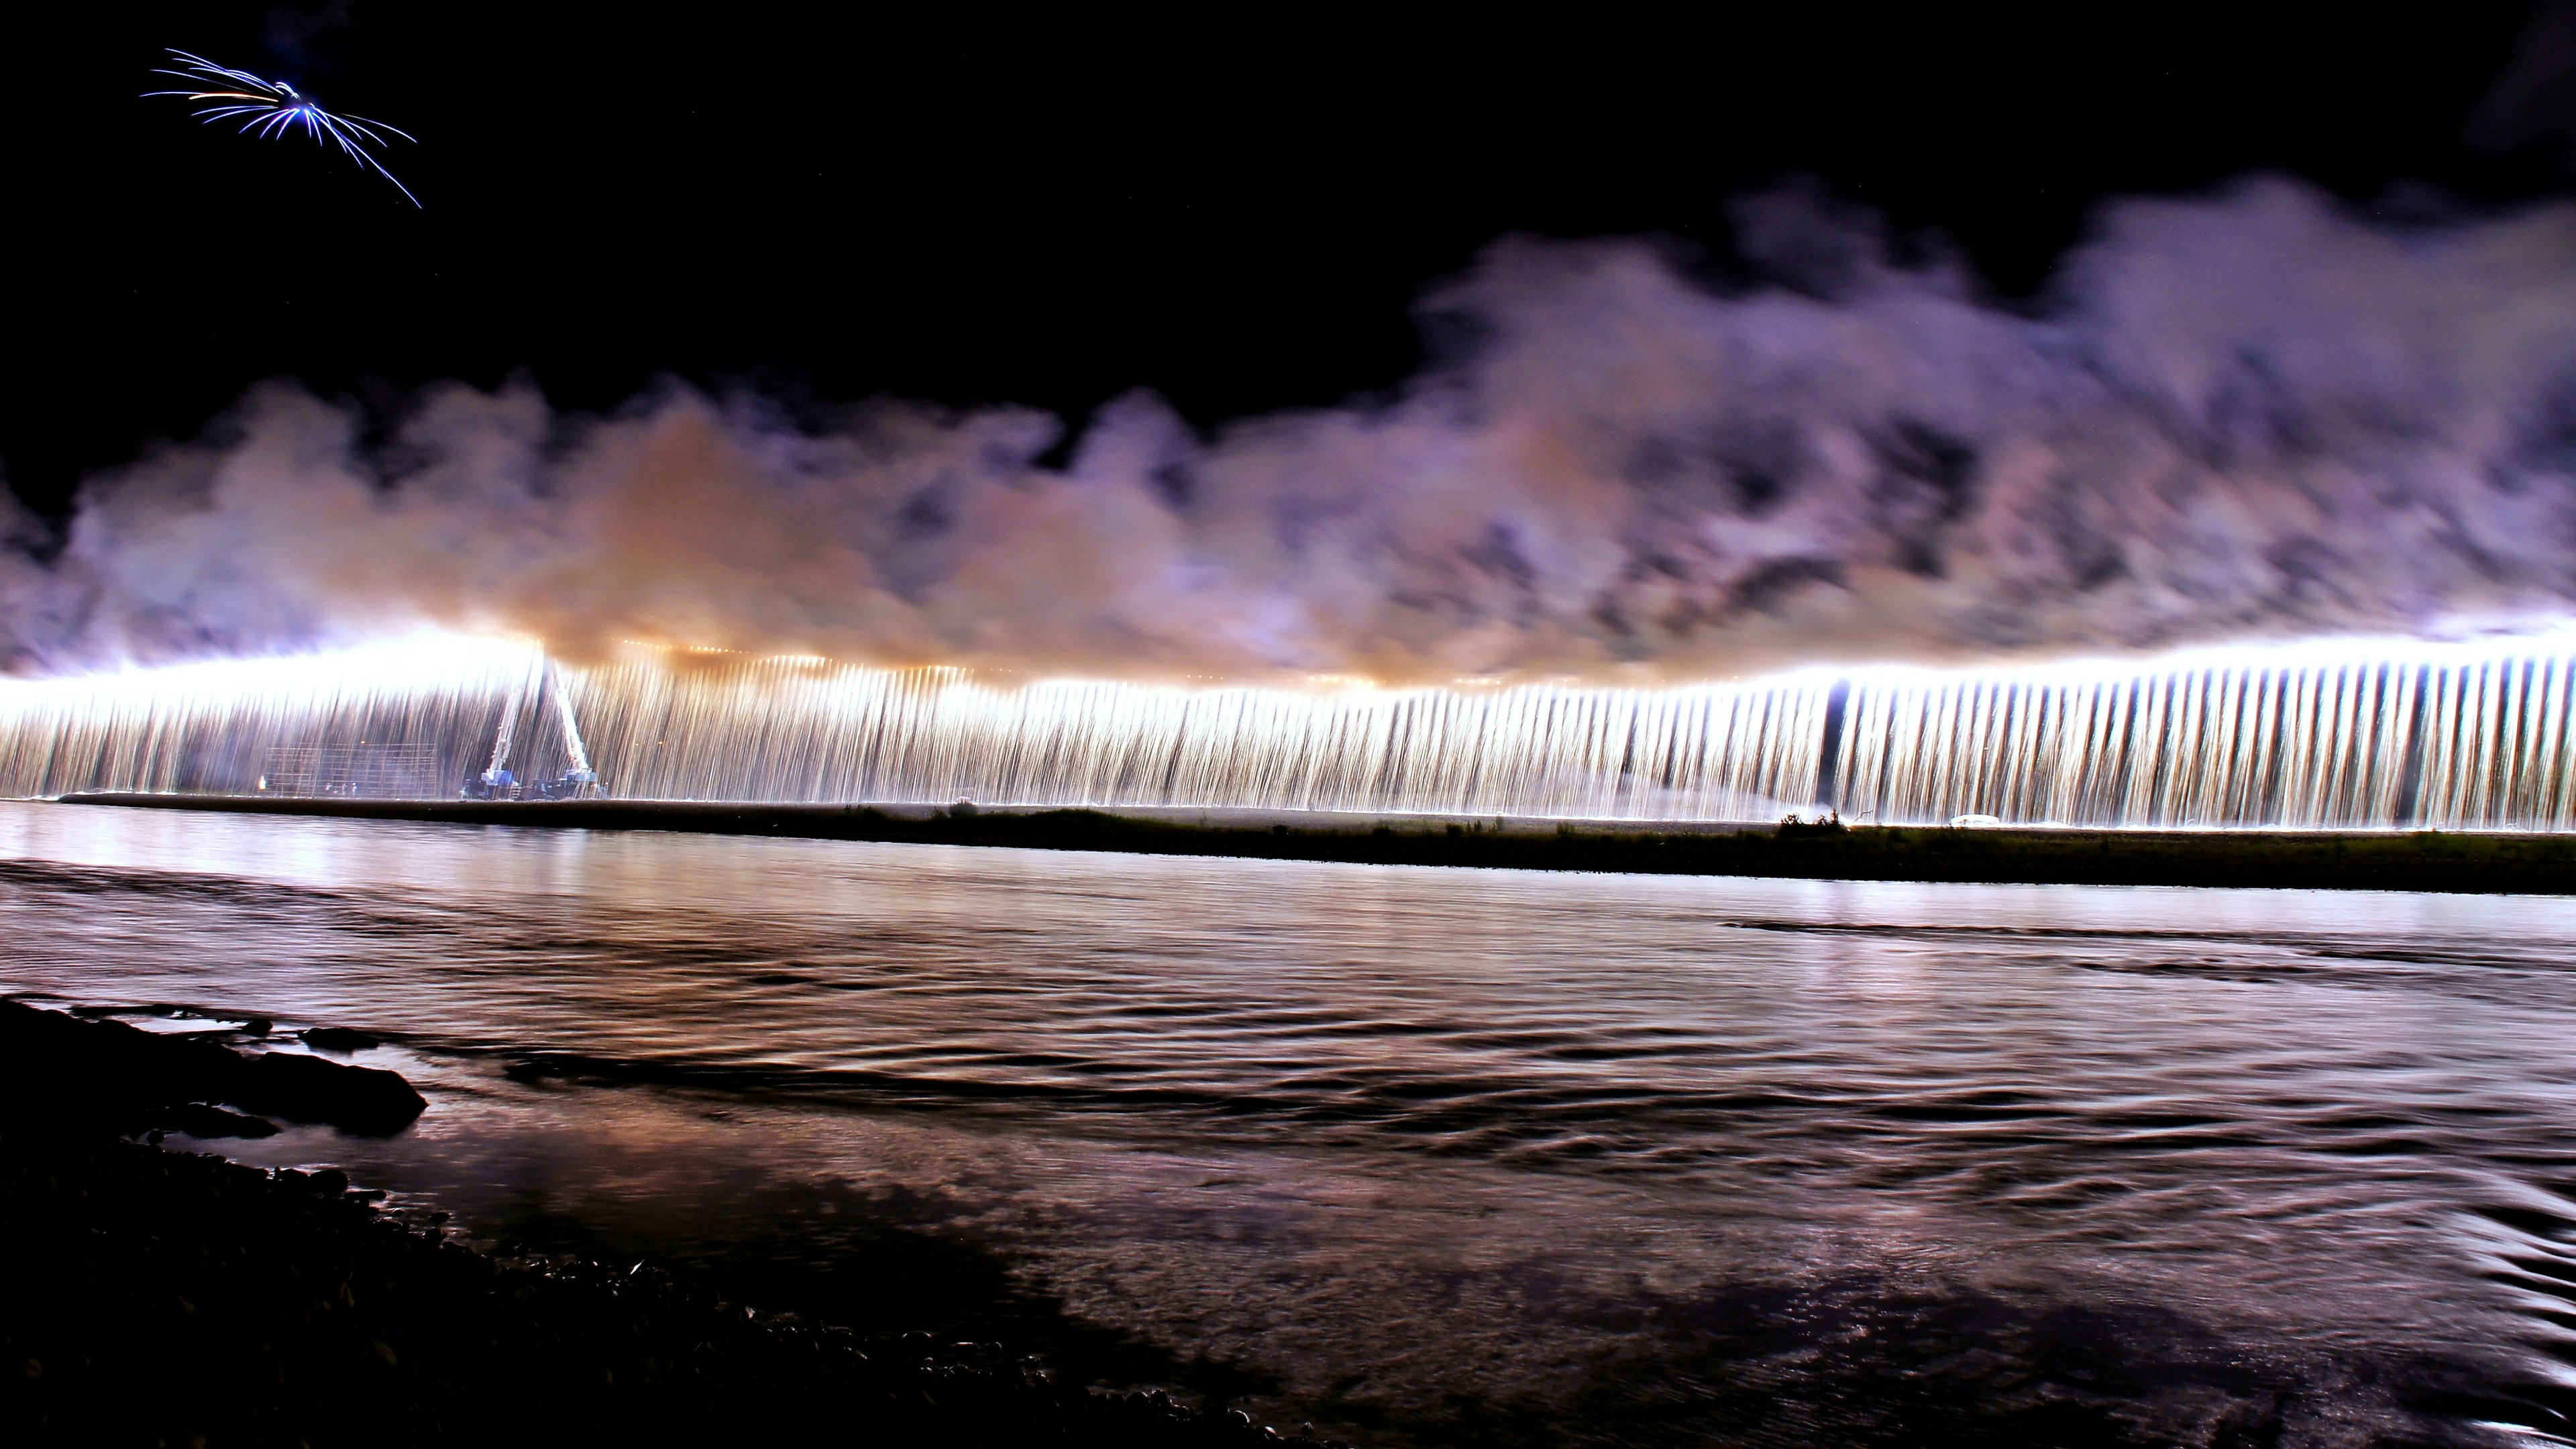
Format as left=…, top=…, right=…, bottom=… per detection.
left=5, top=3, right=2563, bottom=525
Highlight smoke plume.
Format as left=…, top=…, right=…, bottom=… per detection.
left=12, top=176, right=2576, bottom=682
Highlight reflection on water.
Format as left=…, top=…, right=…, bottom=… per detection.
left=5, top=800, right=2576, bottom=1446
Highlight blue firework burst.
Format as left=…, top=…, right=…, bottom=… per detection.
left=145, top=50, right=420, bottom=207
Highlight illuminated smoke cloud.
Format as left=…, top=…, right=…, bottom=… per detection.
left=11, top=176, right=2576, bottom=681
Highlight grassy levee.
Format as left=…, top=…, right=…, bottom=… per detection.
left=52, top=793, right=2576, bottom=894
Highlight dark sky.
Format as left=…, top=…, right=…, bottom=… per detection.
left=3, top=3, right=2564, bottom=521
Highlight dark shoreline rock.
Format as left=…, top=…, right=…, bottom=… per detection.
left=233, top=1047, right=426, bottom=1134
left=0, top=999, right=423, bottom=1136
left=303, top=1026, right=383, bottom=1053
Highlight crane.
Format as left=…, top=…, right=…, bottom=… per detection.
left=462, top=655, right=604, bottom=800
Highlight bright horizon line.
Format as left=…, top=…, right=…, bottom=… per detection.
left=13, top=619, right=2576, bottom=699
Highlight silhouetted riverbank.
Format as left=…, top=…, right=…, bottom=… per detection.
left=56, top=793, right=2576, bottom=895
left=0, top=999, right=1332, bottom=1447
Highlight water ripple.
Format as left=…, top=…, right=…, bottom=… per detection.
left=8, top=801, right=2576, bottom=1445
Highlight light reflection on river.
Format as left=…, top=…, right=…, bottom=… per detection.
left=5, top=800, right=2575, bottom=1446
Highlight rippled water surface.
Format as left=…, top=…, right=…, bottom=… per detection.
left=7, top=800, right=2576, bottom=1446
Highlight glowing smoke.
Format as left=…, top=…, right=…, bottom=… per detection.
left=12, top=176, right=2576, bottom=682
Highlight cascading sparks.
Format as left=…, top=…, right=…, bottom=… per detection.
left=5, top=631, right=2575, bottom=830
left=1823, top=637, right=2576, bottom=830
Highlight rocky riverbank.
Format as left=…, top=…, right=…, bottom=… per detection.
left=0, top=1000, right=1336, bottom=1448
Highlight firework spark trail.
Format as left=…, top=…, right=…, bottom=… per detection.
left=144, top=50, right=419, bottom=207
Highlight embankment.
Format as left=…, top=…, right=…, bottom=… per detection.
left=54, top=794, right=2576, bottom=894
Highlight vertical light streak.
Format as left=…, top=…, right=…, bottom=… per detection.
left=6, top=631, right=2576, bottom=828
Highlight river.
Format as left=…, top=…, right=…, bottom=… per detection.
left=3, top=798, right=2573, bottom=1446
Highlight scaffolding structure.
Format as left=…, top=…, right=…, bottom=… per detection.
left=256, top=743, right=445, bottom=800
